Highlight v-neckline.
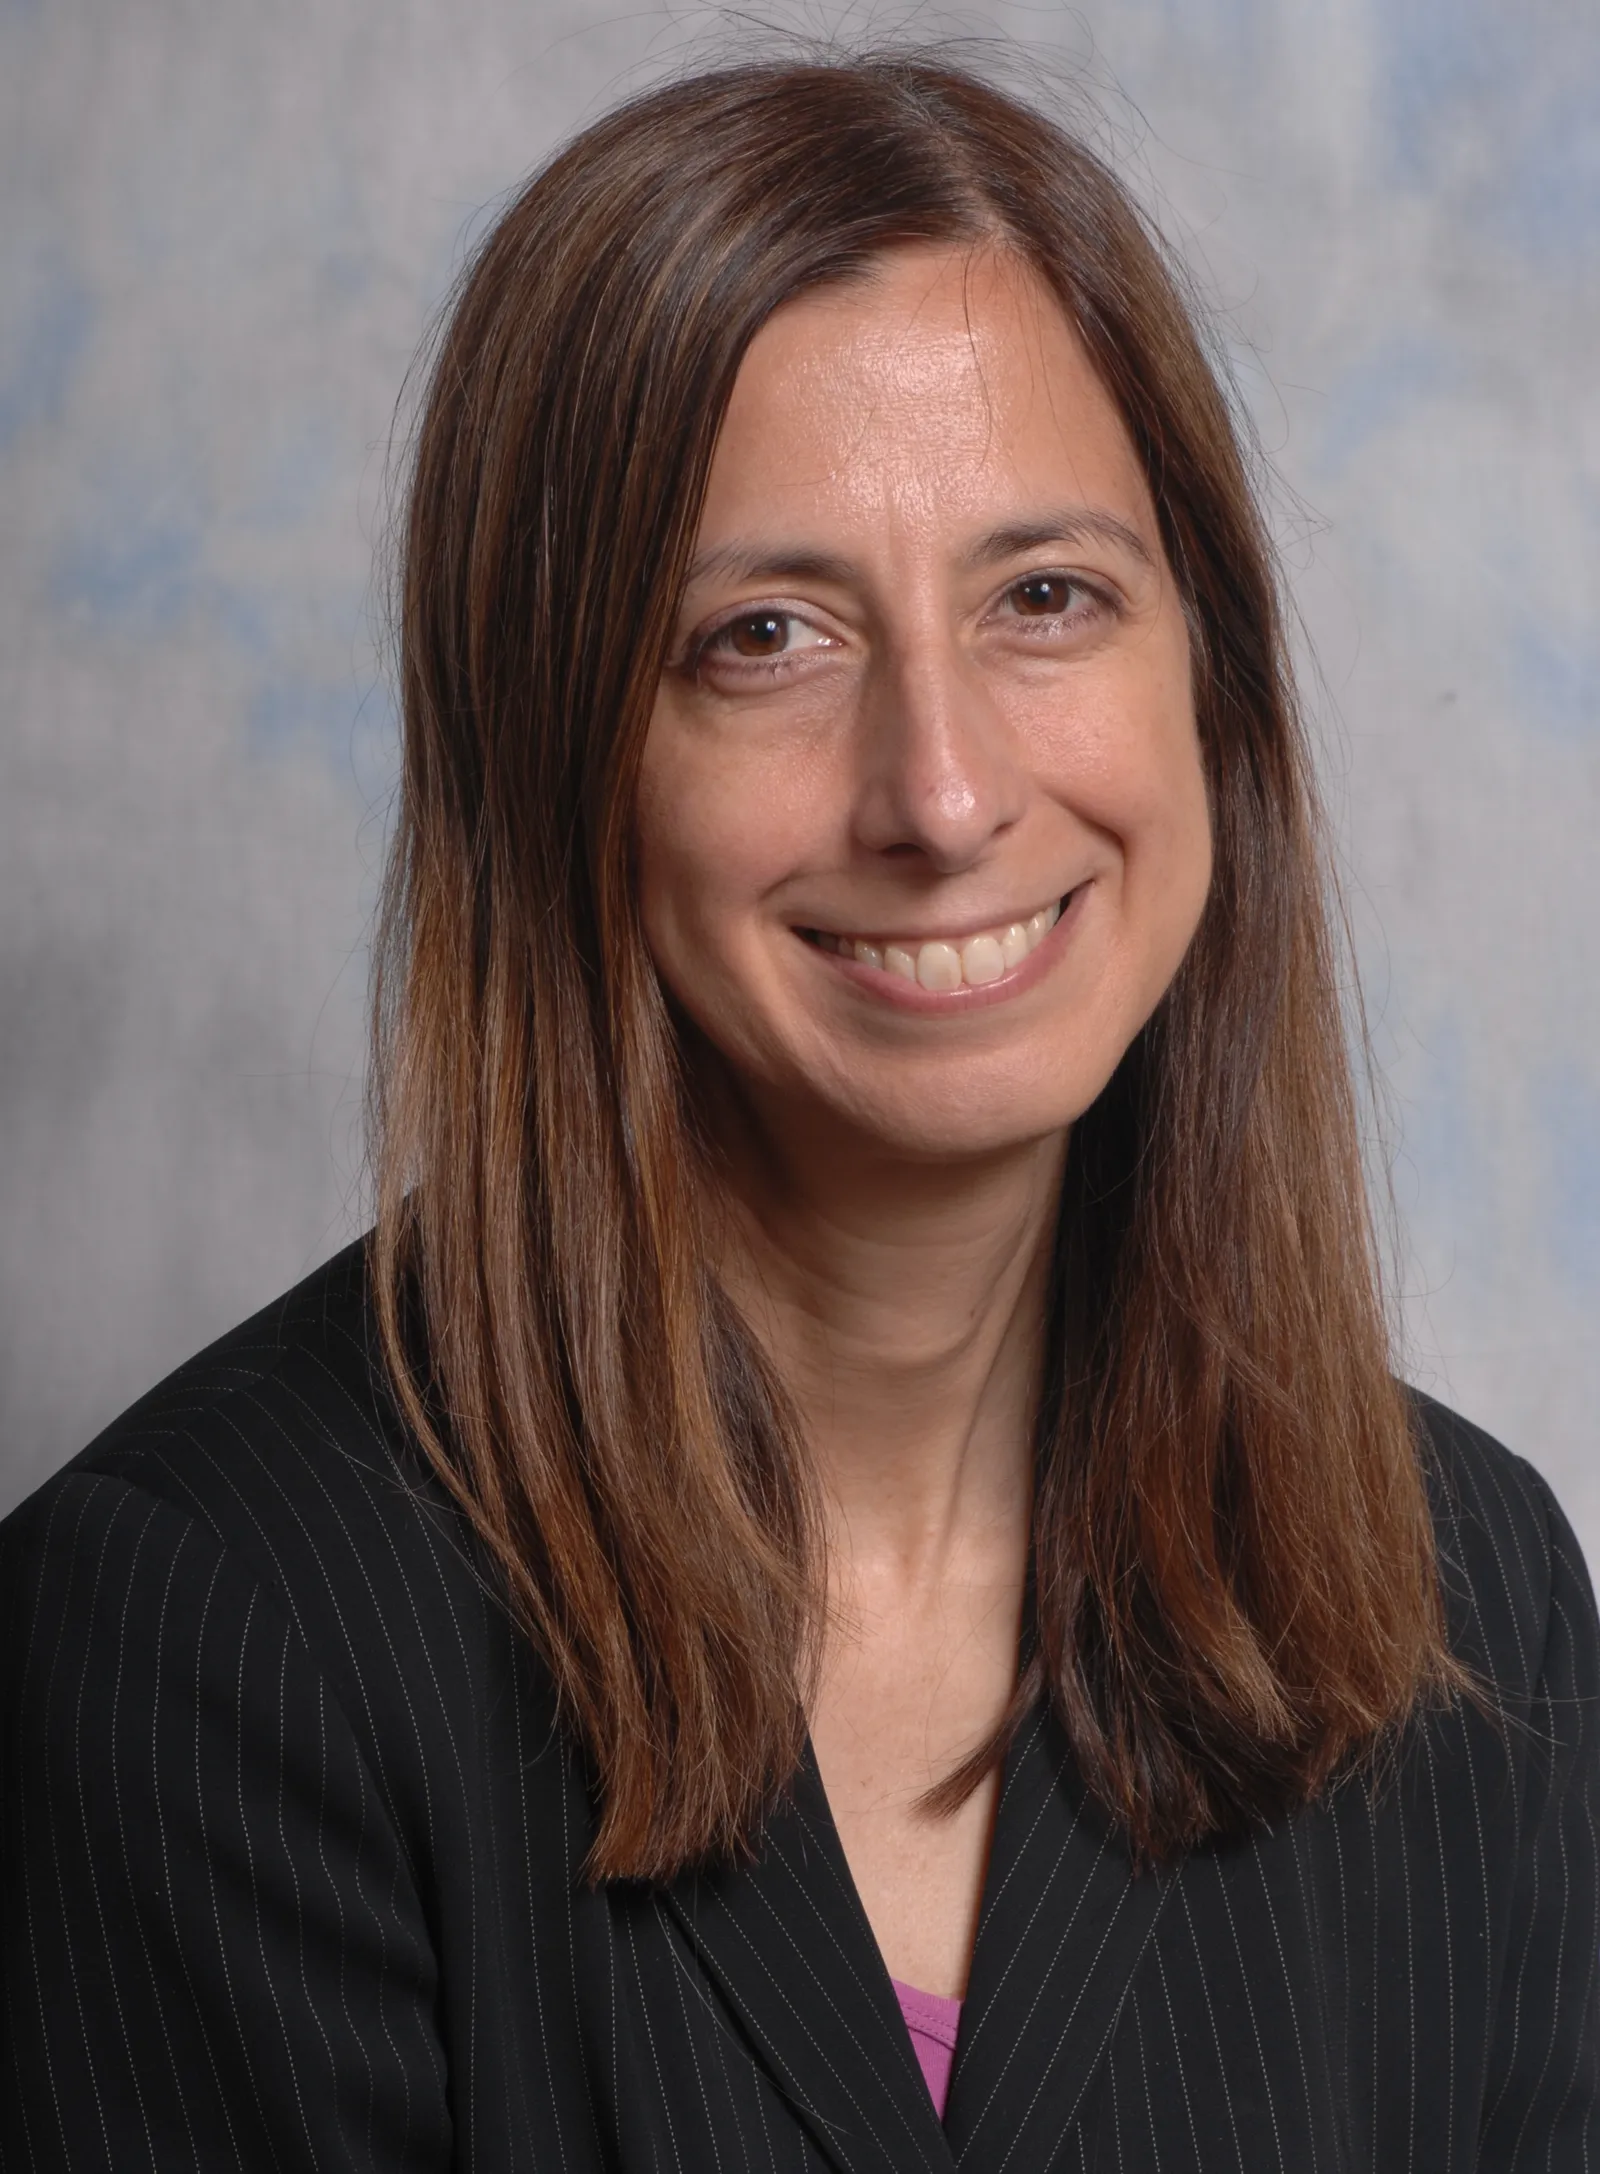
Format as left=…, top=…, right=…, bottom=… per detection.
left=663, top=1700, right=1172, bottom=2171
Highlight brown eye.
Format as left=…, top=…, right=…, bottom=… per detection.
left=726, top=612, right=789, bottom=656
left=690, top=608, right=835, bottom=678
left=1011, top=574, right=1075, bottom=617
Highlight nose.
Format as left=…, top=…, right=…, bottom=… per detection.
left=850, top=640, right=1028, bottom=873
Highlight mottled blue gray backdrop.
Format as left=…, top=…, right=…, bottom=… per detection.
left=3, top=2, right=1596, bottom=1560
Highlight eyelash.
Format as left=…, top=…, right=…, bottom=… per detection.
left=688, top=614, right=827, bottom=676
left=682, top=571, right=1116, bottom=681
left=995, top=572, right=1114, bottom=629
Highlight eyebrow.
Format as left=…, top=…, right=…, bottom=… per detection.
left=962, top=507, right=1155, bottom=572
left=683, top=504, right=1155, bottom=590
left=683, top=541, right=860, bottom=590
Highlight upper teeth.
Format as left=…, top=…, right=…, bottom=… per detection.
left=813, top=901, right=1062, bottom=991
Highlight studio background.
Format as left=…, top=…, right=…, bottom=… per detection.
left=3, top=1, right=1596, bottom=1563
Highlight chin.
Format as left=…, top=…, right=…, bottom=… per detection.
left=809, top=1059, right=1112, bottom=1165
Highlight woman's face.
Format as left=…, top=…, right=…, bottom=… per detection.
left=636, top=244, right=1211, bottom=1162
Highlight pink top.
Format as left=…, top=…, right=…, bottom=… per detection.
left=891, top=1978, right=962, bottom=2120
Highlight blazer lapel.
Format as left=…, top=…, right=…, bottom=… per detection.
left=945, top=1703, right=1171, bottom=2168
left=664, top=1745, right=957, bottom=2174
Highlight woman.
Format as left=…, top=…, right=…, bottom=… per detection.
left=2, top=51, right=1595, bottom=2171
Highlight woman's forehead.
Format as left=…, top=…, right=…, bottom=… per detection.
left=696, top=245, right=1158, bottom=568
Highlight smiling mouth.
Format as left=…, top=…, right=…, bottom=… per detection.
left=799, top=897, right=1067, bottom=993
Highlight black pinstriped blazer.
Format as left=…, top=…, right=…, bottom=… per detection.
left=3, top=1239, right=1596, bottom=2171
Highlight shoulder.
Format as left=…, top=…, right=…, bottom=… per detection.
left=1409, top=1387, right=1598, bottom=1708
left=0, top=1241, right=538, bottom=1788
left=4, top=1236, right=432, bottom=1571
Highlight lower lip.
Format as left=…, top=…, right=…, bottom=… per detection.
left=802, top=889, right=1086, bottom=1014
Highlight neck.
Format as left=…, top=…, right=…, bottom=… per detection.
left=713, top=1095, right=1065, bottom=1600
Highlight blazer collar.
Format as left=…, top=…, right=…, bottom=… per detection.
left=946, top=1704, right=1171, bottom=2166
left=664, top=1704, right=1169, bottom=2173
left=664, top=1744, right=956, bottom=2174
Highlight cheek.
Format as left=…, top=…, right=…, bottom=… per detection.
left=1140, top=655, right=1213, bottom=903
left=1151, top=759, right=1215, bottom=982
left=634, top=731, right=820, bottom=964
left=1132, top=709, right=1211, bottom=873
left=1030, top=643, right=1208, bottom=868
left=1123, top=731, right=1213, bottom=967
left=1030, top=662, right=1212, bottom=992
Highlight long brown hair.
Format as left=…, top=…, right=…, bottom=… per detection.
left=372, top=50, right=1456, bottom=1881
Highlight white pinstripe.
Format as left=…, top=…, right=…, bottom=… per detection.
left=2, top=1250, right=1595, bottom=2171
